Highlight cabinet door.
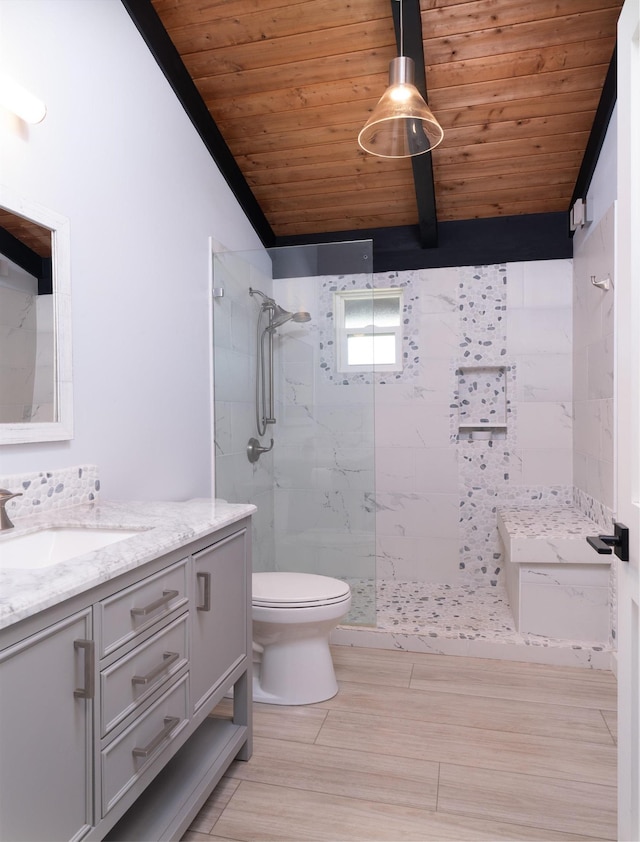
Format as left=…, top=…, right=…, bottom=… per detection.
left=0, top=609, right=93, bottom=842
left=191, top=530, right=248, bottom=712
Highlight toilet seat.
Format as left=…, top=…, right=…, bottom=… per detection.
left=253, top=571, right=351, bottom=608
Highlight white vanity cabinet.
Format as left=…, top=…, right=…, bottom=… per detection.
left=0, top=608, right=94, bottom=842
left=0, top=515, right=252, bottom=842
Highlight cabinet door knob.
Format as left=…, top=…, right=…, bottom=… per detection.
left=73, top=639, right=95, bottom=700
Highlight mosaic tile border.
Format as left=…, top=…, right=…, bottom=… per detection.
left=317, top=270, right=421, bottom=386
left=0, top=465, right=100, bottom=518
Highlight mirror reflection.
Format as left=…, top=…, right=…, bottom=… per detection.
left=0, top=188, right=73, bottom=445
left=0, top=208, right=55, bottom=423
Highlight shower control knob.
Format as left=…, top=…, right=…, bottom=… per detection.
left=247, top=437, right=274, bottom=464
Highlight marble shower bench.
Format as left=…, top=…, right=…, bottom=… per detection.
left=497, top=506, right=612, bottom=644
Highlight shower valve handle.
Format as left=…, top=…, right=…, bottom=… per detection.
left=247, top=437, right=274, bottom=464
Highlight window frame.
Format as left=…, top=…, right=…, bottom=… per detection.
left=334, top=288, right=404, bottom=374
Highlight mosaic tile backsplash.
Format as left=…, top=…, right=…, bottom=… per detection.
left=0, top=465, right=100, bottom=519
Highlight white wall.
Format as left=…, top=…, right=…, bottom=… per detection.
left=0, top=0, right=264, bottom=499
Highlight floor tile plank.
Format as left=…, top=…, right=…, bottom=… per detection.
left=322, top=679, right=615, bottom=744
left=410, top=656, right=616, bottom=710
left=438, top=762, right=617, bottom=839
left=213, top=699, right=328, bottom=743
left=225, top=735, right=439, bottom=810
left=184, top=647, right=618, bottom=842
left=316, top=709, right=616, bottom=786
left=211, top=780, right=602, bottom=842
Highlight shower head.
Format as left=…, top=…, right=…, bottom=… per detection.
left=270, top=304, right=312, bottom=329
left=250, top=288, right=311, bottom=329
left=292, top=311, right=312, bottom=323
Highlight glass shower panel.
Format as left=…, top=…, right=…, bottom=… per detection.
left=269, top=240, right=376, bottom=626
left=212, top=248, right=275, bottom=574
left=212, top=240, right=376, bottom=626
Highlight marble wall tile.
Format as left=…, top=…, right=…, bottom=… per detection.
left=517, top=402, right=573, bottom=450
left=414, top=448, right=459, bottom=494
left=587, top=333, right=615, bottom=400
left=416, top=267, right=459, bottom=314
left=519, top=563, right=610, bottom=587
left=214, top=347, right=252, bottom=404
left=309, top=446, right=375, bottom=493
left=374, top=366, right=450, bottom=406
left=375, top=447, right=417, bottom=492
left=375, top=401, right=451, bottom=448
left=519, top=449, right=573, bottom=486
left=587, top=457, right=615, bottom=512
left=514, top=354, right=573, bottom=403
left=521, top=259, right=573, bottom=308
left=375, top=491, right=459, bottom=539
left=507, top=308, right=572, bottom=356
left=519, top=582, right=609, bottom=641
left=274, top=488, right=375, bottom=536
left=419, top=312, right=461, bottom=359
left=377, top=535, right=460, bottom=583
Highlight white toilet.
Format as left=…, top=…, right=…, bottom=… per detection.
left=252, top=571, right=352, bottom=705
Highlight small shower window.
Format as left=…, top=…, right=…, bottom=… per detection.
left=335, top=289, right=403, bottom=373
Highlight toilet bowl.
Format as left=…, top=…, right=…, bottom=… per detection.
left=252, top=571, right=352, bottom=705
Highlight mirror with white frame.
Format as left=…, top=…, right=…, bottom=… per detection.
left=0, top=187, right=72, bottom=443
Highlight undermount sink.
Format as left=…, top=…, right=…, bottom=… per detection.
left=0, top=527, right=144, bottom=570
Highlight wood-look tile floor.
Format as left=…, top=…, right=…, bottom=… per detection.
left=182, top=646, right=617, bottom=842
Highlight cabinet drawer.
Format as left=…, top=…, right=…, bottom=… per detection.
left=101, top=614, right=188, bottom=736
left=101, top=673, right=189, bottom=816
left=98, top=559, right=189, bottom=657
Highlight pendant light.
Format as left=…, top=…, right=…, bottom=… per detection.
left=358, top=0, right=443, bottom=158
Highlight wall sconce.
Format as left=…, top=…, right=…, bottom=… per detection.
left=0, top=73, right=46, bottom=124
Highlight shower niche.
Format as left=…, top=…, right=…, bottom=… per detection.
left=456, top=365, right=507, bottom=439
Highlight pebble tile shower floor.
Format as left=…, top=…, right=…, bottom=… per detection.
left=341, top=580, right=610, bottom=664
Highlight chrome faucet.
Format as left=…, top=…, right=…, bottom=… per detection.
left=0, top=489, right=23, bottom=531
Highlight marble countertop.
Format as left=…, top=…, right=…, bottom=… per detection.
left=0, top=498, right=255, bottom=631
left=497, top=505, right=610, bottom=566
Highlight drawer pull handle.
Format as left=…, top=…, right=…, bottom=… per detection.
left=131, top=651, right=180, bottom=686
left=73, top=639, right=95, bottom=700
left=132, top=716, right=180, bottom=759
left=196, top=571, right=211, bottom=612
left=131, top=589, right=179, bottom=618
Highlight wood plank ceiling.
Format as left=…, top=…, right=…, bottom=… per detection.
left=149, top=0, right=622, bottom=241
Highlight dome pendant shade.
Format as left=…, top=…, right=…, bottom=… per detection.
left=358, top=57, right=443, bottom=158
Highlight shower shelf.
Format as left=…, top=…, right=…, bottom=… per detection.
left=458, top=422, right=507, bottom=430
left=456, top=365, right=507, bottom=432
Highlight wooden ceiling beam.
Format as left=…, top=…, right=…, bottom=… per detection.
left=391, top=0, right=438, bottom=248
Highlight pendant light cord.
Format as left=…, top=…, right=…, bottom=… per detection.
left=399, top=0, right=404, bottom=58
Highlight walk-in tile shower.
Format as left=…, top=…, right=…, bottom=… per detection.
left=212, top=238, right=614, bottom=666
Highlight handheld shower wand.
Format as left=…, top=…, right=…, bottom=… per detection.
left=247, top=288, right=312, bottom=462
